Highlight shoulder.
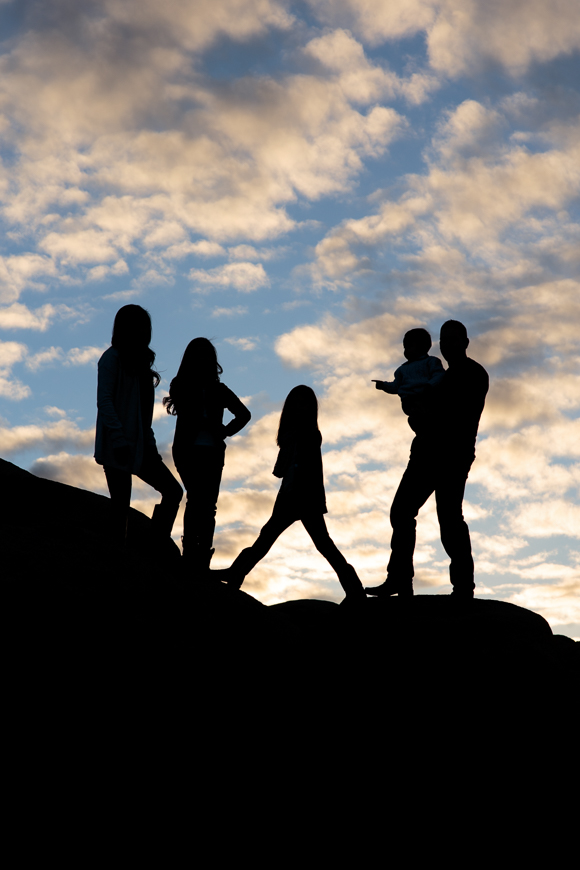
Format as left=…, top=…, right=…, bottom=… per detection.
left=467, top=358, right=489, bottom=386
left=427, top=355, right=444, bottom=369
left=98, top=346, right=118, bottom=369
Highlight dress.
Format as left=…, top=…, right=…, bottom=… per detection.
left=171, top=382, right=251, bottom=554
left=386, top=356, right=489, bottom=591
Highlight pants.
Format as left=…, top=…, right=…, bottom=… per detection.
left=387, top=438, right=475, bottom=590
left=104, top=451, right=183, bottom=540
left=173, top=445, right=225, bottom=552
left=233, top=499, right=350, bottom=581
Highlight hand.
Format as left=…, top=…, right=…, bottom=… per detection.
left=372, top=380, right=384, bottom=390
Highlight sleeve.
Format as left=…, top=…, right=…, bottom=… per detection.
left=221, top=385, right=252, bottom=438
left=381, top=366, right=403, bottom=394
left=97, top=351, right=129, bottom=449
left=427, top=357, right=446, bottom=386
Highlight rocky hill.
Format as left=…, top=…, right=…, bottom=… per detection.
left=3, top=457, right=578, bottom=754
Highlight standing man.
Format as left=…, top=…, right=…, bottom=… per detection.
left=367, top=320, right=489, bottom=600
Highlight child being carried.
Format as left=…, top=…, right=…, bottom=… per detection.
left=373, top=327, right=445, bottom=431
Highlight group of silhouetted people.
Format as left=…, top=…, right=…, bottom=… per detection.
left=95, top=305, right=488, bottom=601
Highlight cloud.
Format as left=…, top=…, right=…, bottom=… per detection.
left=224, top=337, right=259, bottom=351
left=308, top=0, right=580, bottom=76
left=211, top=305, right=249, bottom=317
left=190, top=262, right=270, bottom=292
left=0, top=254, right=57, bottom=303
left=0, top=339, right=30, bottom=399
left=0, top=302, right=79, bottom=331
left=0, top=418, right=94, bottom=454
left=0, top=12, right=404, bottom=289
left=24, top=344, right=106, bottom=371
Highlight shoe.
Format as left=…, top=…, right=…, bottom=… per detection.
left=338, top=564, right=367, bottom=604
left=365, top=576, right=413, bottom=598
left=450, top=586, right=474, bottom=601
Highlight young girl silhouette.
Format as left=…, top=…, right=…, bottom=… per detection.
left=95, top=305, right=183, bottom=544
left=164, top=338, right=251, bottom=573
left=224, top=385, right=365, bottom=601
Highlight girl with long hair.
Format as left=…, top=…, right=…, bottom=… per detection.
left=95, top=304, right=183, bottom=543
left=164, top=337, right=251, bottom=572
left=224, top=385, right=365, bottom=602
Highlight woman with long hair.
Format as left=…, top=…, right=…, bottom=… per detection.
left=164, top=337, right=251, bottom=573
left=224, top=385, right=365, bottom=602
left=95, top=304, right=183, bottom=544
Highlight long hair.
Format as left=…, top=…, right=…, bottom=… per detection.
left=164, top=337, right=223, bottom=416
left=111, top=304, right=160, bottom=387
left=276, top=385, right=319, bottom=447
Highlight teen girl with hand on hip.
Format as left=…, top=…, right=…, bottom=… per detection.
left=164, top=338, right=251, bottom=574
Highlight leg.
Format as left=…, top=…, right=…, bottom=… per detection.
left=137, top=452, right=183, bottom=538
left=301, top=513, right=365, bottom=599
left=367, top=438, right=435, bottom=596
left=103, top=465, right=132, bottom=544
left=435, top=463, right=474, bottom=594
left=176, top=447, right=224, bottom=564
left=227, top=504, right=297, bottom=587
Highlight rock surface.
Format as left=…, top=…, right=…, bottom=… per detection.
left=3, top=458, right=578, bottom=751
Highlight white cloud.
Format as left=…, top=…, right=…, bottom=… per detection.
left=0, top=339, right=30, bottom=399
left=211, top=305, right=249, bottom=317
left=0, top=302, right=73, bottom=331
left=224, top=337, right=259, bottom=351
left=308, top=0, right=580, bottom=76
left=190, top=262, right=270, bottom=292
left=0, top=418, right=94, bottom=454
left=0, top=13, right=404, bottom=286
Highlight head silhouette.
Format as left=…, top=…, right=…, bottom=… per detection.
left=439, top=320, right=469, bottom=364
left=164, top=338, right=223, bottom=415
left=277, top=385, right=319, bottom=446
left=111, top=305, right=159, bottom=384
left=112, top=305, right=152, bottom=350
left=403, top=328, right=432, bottom=362
left=178, top=338, right=222, bottom=383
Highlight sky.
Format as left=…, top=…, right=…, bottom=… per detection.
left=1, top=0, right=580, bottom=639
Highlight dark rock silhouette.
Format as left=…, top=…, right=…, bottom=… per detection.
left=3, top=457, right=578, bottom=766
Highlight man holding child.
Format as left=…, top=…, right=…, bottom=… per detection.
left=368, top=320, right=489, bottom=600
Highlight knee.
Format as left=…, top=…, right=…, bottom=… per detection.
left=390, top=505, right=416, bottom=529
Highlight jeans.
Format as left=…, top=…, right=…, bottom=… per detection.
left=387, top=438, right=475, bottom=590
left=173, top=445, right=225, bottom=552
left=104, top=451, right=183, bottom=540
left=234, top=499, right=349, bottom=579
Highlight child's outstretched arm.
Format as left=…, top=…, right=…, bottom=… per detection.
left=372, top=378, right=399, bottom=394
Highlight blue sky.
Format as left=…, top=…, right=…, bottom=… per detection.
left=1, top=0, right=580, bottom=637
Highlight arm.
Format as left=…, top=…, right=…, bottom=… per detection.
left=222, top=386, right=251, bottom=438
left=427, top=357, right=446, bottom=387
left=97, top=350, right=129, bottom=449
left=373, top=368, right=401, bottom=394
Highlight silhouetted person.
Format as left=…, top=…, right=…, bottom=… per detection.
left=164, top=338, right=250, bottom=574
left=367, top=320, right=488, bottom=599
left=223, top=385, right=365, bottom=602
left=95, top=305, right=183, bottom=545
left=373, top=327, right=445, bottom=434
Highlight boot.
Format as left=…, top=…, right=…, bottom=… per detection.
left=226, top=547, right=255, bottom=590
left=337, top=564, right=367, bottom=603
left=365, top=575, right=414, bottom=598
left=182, top=537, right=215, bottom=580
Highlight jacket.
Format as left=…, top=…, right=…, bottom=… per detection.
left=94, top=346, right=157, bottom=473
left=171, top=382, right=251, bottom=460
